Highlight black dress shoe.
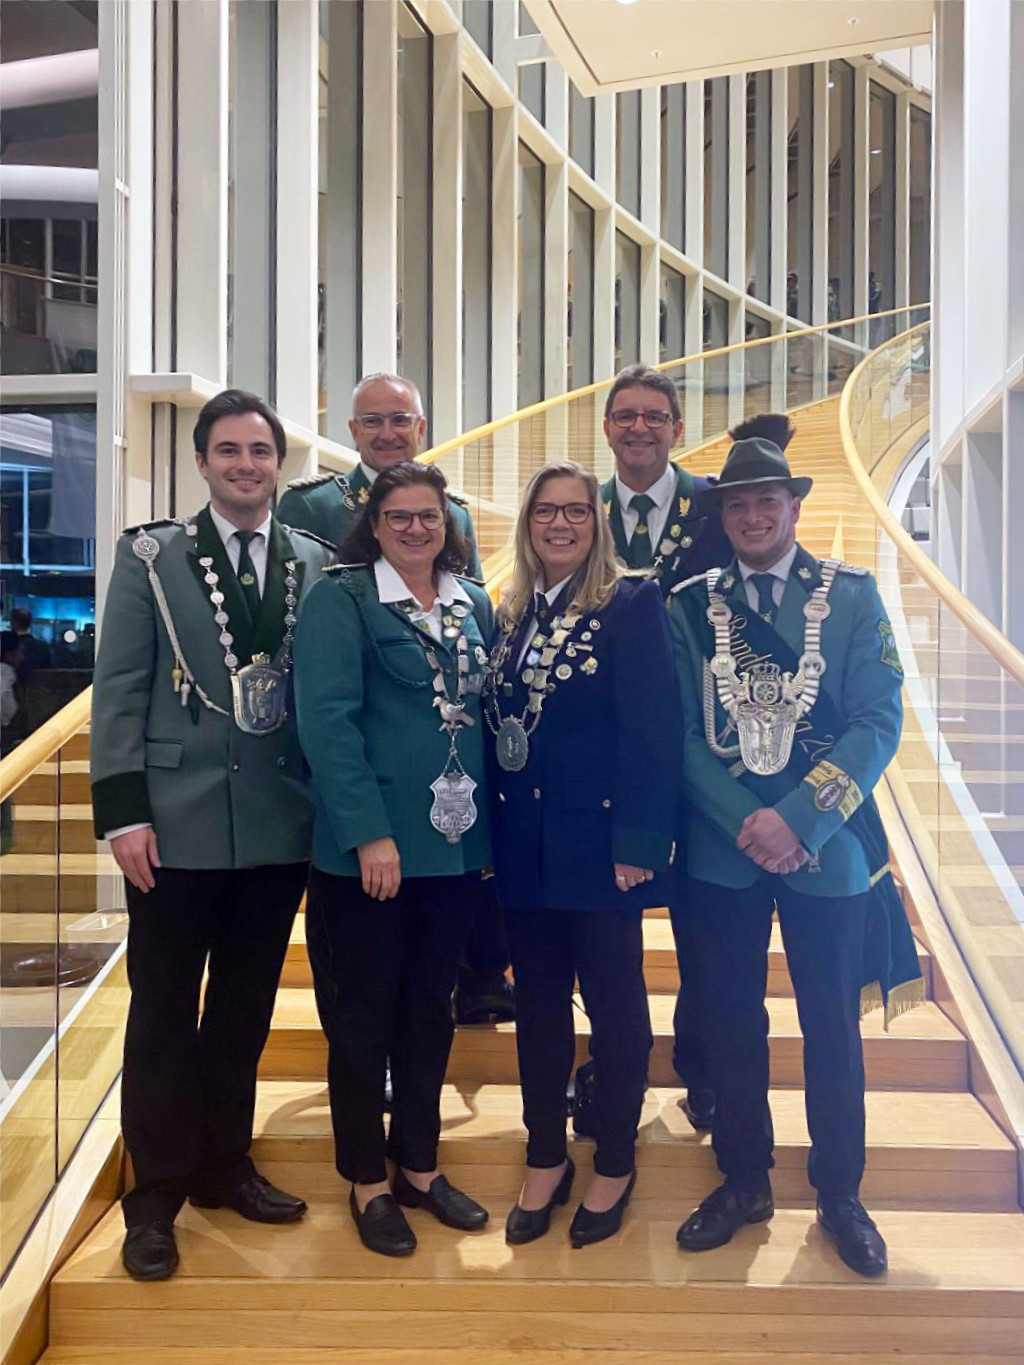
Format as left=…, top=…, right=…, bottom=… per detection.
left=676, top=1179, right=774, bottom=1251
left=455, top=976, right=516, bottom=1025
left=189, top=1172, right=307, bottom=1224
left=393, top=1170, right=489, bottom=1230
left=122, top=1221, right=178, bottom=1281
left=817, top=1196, right=887, bottom=1277
left=349, top=1189, right=416, bottom=1257
left=569, top=1169, right=637, bottom=1249
left=678, top=1087, right=716, bottom=1132
left=505, top=1156, right=575, bottom=1245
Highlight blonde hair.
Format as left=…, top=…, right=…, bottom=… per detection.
left=499, top=462, right=623, bottom=630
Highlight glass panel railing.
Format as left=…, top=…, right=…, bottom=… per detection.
left=0, top=691, right=126, bottom=1273
left=842, top=323, right=1024, bottom=1079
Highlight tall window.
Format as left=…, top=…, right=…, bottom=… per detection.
left=828, top=61, right=855, bottom=321
left=463, top=82, right=492, bottom=428
left=518, top=143, right=545, bottom=406
left=568, top=193, right=594, bottom=388
left=747, top=72, right=772, bottom=302
left=909, top=106, right=931, bottom=307
left=518, top=4, right=545, bottom=125
left=869, top=81, right=897, bottom=320
left=659, top=263, right=685, bottom=365
left=787, top=64, right=815, bottom=321
left=704, top=78, right=729, bottom=278
left=569, top=83, right=595, bottom=179
left=615, top=232, right=641, bottom=369
left=616, top=92, right=642, bottom=218
left=661, top=85, right=686, bottom=253
left=462, top=0, right=493, bottom=58
left=397, top=4, right=432, bottom=416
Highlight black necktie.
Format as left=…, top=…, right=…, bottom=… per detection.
left=628, top=494, right=656, bottom=568
left=234, top=530, right=262, bottom=621
left=750, top=572, right=777, bottom=626
left=534, top=592, right=553, bottom=629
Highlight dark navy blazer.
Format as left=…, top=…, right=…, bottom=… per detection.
left=488, top=578, right=680, bottom=914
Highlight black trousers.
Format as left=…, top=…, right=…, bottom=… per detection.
left=121, top=862, right=306, bottom=1226
left=667, top=883, right=712, bottom=1092
left=506, top=905, right=652, bottom=1178
left=459, top=874, right=510, bottom=987
left=306, top=868, right=478, bottom=1185
left=685, top=876, right=868, bottom=1198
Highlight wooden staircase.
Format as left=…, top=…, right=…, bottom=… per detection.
left=38, top=400, right=1024, bottom=1362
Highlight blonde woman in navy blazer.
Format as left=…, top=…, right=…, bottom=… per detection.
left=486, top=462, right=680, bottom=1249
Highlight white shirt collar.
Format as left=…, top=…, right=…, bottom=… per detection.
left=737, top=543, right=799, bottom=583
left=534, top=575, right=573, bottom=607
left=208, top=504, right=272, bottom=548
left=359, top=460, right=378, bottom=485
left=614, top=463, right=676, bottom=514
left=374, top=557, right=471, bottom=608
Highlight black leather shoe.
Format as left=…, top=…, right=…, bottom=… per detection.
left=676, top=1179, right=774, bottom=1251
left=393, top=1170, right=489, bottom=1230
left=455, top=976, right=516, bottom=1024
left=678, top=1088, right=716, bottom=1132
left=189, top=1172, right=307, bottom=1224
left=569, top=1169, right=637, bottom=1249
left=122, top=1221, right=178, bottom=1281
left=349, top=1189, right=416, bottom=1257
left=817, top=1196, right=887, bottom=1277
left=505, top=1157, right=575, bottom=1245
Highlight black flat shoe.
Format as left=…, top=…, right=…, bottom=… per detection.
left=568, top=1169, right=637, bottom=1249
left=678, top=1087, right=716, bottom=1132
left=393, top=1170, right=489, bottom=1230
left=676, top=1179, right=774, bottom=1251
left=349, top=1189, right=416, bottom=1257
left=190, top=1171, right=307, bottom=1224
left=122, top=1221, right=178, bottom=1281
left=817, top=1196, right=887, bottom=1277
left=505, top=1157, right=575, bottom=1246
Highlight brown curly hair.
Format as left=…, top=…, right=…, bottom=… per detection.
left=341, top=461, right=471, bottom=575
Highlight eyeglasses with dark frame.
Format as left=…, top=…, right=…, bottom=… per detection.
left=380, top=506, right=446, bottom=531
left=608, top=408, right=676, bottom=430
left=530, top=501, right=594, bottom=525
left=353, top=412, right=420, bottom=433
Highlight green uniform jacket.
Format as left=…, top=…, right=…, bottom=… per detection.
left=601, top=465, right=732, bottom=595
left=293, top=564, right=494, bottom=878
left=277, top=465, right=483, bottom=578
left=90, top=506, right=334, bottom=869
left=668, top=544, right=904, bottom=897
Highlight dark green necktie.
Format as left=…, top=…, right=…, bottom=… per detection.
left=750, top=572, right=778, bottom=626
left=234, top=530, right=262, bottom=621
left=628, top=494, right=656, bottom=568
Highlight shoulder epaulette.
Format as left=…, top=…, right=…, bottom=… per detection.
left=622, top=566, right=654, bottom=579
left=669, top=571, right=709, bottom=596
left=285, top=472, right=336, bottom=492
left=122, top=517, right=179, bottom=536
left=827, top=559, right=869, bottom=578
left=282, top=525, right=338, bottom=553
left=323, top=561, right=369, bottom=576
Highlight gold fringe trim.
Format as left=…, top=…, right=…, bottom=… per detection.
left=858, top=974, right=927, bottom=1032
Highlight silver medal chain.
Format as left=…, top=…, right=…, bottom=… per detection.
left=484, top=606, right=585, bottom=740
left=198, top=555, right=298, bottom=677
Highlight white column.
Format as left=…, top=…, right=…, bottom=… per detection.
left=683, top=273, right=704, bottom=446
left=932, top=0, right=965, bottom=455
left=852, top=63, right=871, bottom=343
left=640, top=87, right=660, bottom=232
left=593, top=94, right=615, bottom=200
left=123, top=0, right=155, bottom=535
left=770, top=67, right=788, bottom=313
left=491, top=103, right=518, bottom=418
left=432, top=32, right=463, bottom=442
left=894, top=90, right=912, bottom=310
left=640, top=243, right=660, bottom=366
left=276, top=0, right=318, bottom=436
left=962, top=432, right=1004, bottom=625
left=727, top=297, right=745, bottom=427
left=811, top=63, right=829, bottom=327
left=592, top=206, right=616, bottom=381
left=1004, top=392, right=1024, bottom=648
left=728, top=74, right=746, bottom=288
left=544, top=156, right=569, bottom=397
left=361, top=0, right=398, bottom=374
left=685, top=81, right=704, bottom=264
left=932, top=450, right=964, bottom=588
left=174, top=0, right=228, bottom=383
left=324, top=0, right=361, bottom=440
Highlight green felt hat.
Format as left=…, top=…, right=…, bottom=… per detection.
left=700, top=437, right=813, bottom=507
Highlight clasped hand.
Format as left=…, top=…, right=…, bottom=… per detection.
left=736, top=808, right=809, bottom=875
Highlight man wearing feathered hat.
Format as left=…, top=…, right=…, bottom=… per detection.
left=668, top=422, right=922, bottom=1278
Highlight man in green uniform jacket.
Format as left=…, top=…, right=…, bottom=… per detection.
left=91, top=390, right=334, bottom=1282
left=668, top=433, right=922, bottom=1279
left=277, top=372, right=482, bottom=577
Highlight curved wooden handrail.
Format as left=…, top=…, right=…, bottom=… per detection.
left=419, top=303, right=930, bottom=466
left=0, top=686, right=92, bottom=803
left=838, top=323, right=1024, bottom=691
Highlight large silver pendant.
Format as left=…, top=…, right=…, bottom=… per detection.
left=733, top=664, right=798, bottom=776
left=495, top=717, right=530, bottom=772
left=231, top=654, right=288, bottom=734
left=429, top=771, right=478, bottom=844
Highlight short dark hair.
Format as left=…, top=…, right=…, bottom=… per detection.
left=728, top=412, right=795, bottom=451
left=341, top=462, right=471, bottom=575
left=193, top=389, right=287, bottom=464
left=604, top=364, right=681, bottom=424
left=10, top=607, right=31, bottom=632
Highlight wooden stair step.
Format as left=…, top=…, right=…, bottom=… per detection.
left=50, top=1197, right=1024, bottom=1356
left=248, top=1081, right=1018, bottom=1210
left=262, top=991, right=969, bottom=1091
left=281, top=916, right=933, bottom=999
left=37, top=1352, right=1024, bottom=1364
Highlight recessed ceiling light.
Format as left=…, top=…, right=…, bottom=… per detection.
left=871, top=147, right=882, bottom=154
left=615, top=0, right=641, bottom=6
left=828, top=80, right=835, bottom=89
left=651, top=48, right=663, bottom=58
left=847, top=15, right=860, bottom=25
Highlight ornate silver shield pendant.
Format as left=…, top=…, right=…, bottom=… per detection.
left=231, top=661, right=288, bottom=734
left=429, top=771, right=478, bottom=844
left=495, top=717, right=529, bottom=772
